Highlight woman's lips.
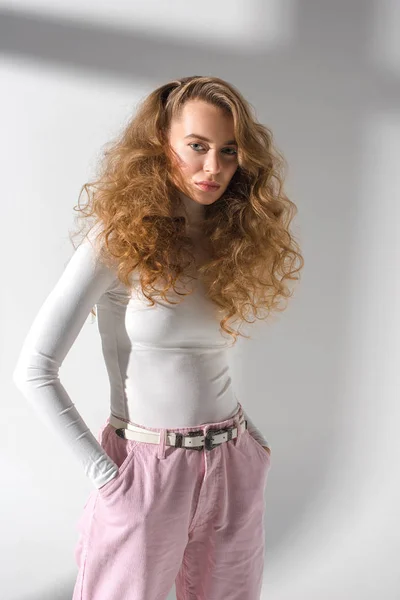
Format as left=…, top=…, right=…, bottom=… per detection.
left=195, top=182, right=220, bottom=191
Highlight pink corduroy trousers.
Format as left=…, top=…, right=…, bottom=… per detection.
left=72, top=401, right=271, bottom=600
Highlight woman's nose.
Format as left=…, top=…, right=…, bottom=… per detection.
left=204, top=153, right=221, bottom=174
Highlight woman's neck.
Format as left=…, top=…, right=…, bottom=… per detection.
left=175, top=190, right=205, bottom=228
left=174, top=190, right=211, bottom=267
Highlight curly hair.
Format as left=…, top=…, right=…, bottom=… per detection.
left=70, top=75, right=304, bottom=345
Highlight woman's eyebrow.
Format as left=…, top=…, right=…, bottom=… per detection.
left=184, top=133, right=237, bottom=145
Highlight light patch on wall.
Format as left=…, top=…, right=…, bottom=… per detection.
left=0, top=0, right=295, bottom=50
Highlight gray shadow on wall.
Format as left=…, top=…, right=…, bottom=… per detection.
left=18, top=579, right=74, bottom=600
left=2, top=0, right=400, bottom=598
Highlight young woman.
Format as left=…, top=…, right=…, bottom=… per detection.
left=13, top=75, right=303, bottom=600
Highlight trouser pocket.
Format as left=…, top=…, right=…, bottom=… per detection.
left=97, top=424, right=140, bottom=498
left=244, top=429, right=271, bottom=467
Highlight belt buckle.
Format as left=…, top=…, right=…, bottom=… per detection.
left=204, top=425, right=234, bottom=451
left=174, top=430, right=203, bottom=451
left=174, top=423, right=238, bottom=451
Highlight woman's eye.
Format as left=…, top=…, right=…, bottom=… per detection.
left=223, top=148, right=237, bottom=156
left=189, top=143, right=204, bottom=151
left=189, top=143, right=237, bottom=156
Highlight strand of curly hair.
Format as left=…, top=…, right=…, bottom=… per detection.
left=69, top=75, right=304, bottom=345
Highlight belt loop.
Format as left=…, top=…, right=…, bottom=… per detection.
left=235, top=397, right=243, bottom=444
left=203, top=424, right=209, bottom=480
left=157, top=428, right=167, bottom=460
left=234, top=416, right=242, bottom=444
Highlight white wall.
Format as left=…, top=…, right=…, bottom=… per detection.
left=1, top=1, right=399, bottom=598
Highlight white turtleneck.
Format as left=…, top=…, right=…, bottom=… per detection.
left=12, top=192, right=270, bottom=489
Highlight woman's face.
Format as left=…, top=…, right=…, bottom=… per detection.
left=167, top=99, right=239, bottom=205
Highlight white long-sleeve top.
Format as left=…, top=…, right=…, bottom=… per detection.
left=13, top=197, right=270, bottom=490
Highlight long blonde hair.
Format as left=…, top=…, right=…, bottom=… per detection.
left=70, top=75, right=304, bottom=345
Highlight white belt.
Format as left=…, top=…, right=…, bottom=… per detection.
left=108, top=413, right=248, bottom=451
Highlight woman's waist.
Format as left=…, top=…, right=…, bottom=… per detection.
left=108, top=386, right=239, bottom=430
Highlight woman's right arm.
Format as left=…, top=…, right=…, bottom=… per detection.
left=12, top=231, right=120, bottom=490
